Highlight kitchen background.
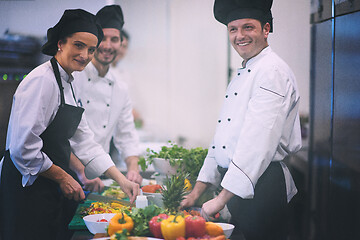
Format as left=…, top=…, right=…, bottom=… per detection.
left=0, top=0, right=310, bottom=148
left=0, top=0, right=359, bottom=240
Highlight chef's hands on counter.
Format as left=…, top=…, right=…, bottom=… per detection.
left=70, top=153, right=105, bottom=193
left=104, top=166, right=140, bottom=203
left=125, top=156, right=143, bottom=184
left=40, top=164, right=86, bottom=201
left=201, top=188, right=234, bottom=221
left=180, top=181, right=234, bottom=221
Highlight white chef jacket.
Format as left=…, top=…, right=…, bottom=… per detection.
left=73, top=62, right=140, bottom=159
left=197, top=46, right=302, bottom=202
left=0, top=61, right=115, bottom=186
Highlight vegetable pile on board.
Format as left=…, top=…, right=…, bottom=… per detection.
left=102, top=174, right=227, bottom=240
left=107, top=206, right=227, bottom=240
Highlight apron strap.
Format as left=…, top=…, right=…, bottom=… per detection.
left=50, top=57, right=66, bottom=106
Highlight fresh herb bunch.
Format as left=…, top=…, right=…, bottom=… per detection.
left=178, top=147, right=208, bottom=184
left=123, top=205, right=166, bottom=236
left=138, top=142, right=208, bottom=184
left=161, top=173, right=188, bottom=214
left=138, top=142, right=187, bottom=171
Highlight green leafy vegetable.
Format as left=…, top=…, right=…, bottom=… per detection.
left=123, top=205, right=166, bottom=236
left=139, top=141, right=208, bottom=184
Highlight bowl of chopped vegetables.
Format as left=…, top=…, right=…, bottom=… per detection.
left=83, top=213, right=116, bottom=234
left=217, top=222, right=235, bottom=238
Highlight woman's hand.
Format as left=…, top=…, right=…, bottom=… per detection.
left=58, top=174, right=86, bottom=201
left=40, top=164, right=85, bottom=201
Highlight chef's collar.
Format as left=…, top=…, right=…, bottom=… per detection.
left=57, top=62, right=74, bottom=83
left=239, top=45, right=272, bottom=69
left=86, top=62, right=114, bottom=83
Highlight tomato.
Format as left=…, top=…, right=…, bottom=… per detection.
left=97, top=219, right=108, bottom=222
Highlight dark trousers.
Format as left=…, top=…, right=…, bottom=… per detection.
left=219, top=162, right=289, bottom=240
left=0, top=152, right=78, bottom=240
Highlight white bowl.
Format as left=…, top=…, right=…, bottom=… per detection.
left=152, top=158, right=178, bottom=175
left=143, top=192, right=164, bottom=208
left=83, top=213, right=116, bottom=234
left=217, top=222, right=235, bottom=238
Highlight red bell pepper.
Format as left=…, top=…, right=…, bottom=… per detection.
left=149, top=213, right=169, bottom=238
left=142, top=184, right=162, bottom=193
left=185, top=215, right=206, bottom=238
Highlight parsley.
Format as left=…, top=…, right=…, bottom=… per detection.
left=139, top=141, right=208, bottom=184
left=123, top=205, right=166, bottom=236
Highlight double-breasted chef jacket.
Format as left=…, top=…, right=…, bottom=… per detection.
left=197, top=46, right=302, bottom=201
left=73, top=62, right=140, bottom=158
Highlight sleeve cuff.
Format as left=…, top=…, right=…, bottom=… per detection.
left=84, top=154, right=115, bottom=179
left=221, top=161, right=255, bottom=199
left=22, top=158, right=53, bottom=187
left=197, top=157, right=221, bottom=187
left=122, top=146, right=141, bottom=159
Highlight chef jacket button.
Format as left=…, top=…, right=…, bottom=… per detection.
left=103, top=125, right=106, bottom=128
left=248, top=69, right=251, bottom=72
left=107, top=104, right=110, bottom=107
left=218, top=120, right=221, bottom=123
left=109, top=82, right=112, bottom=86
left=225, top=95, right=228, bottom=98
left=228, top=118, right=231, bottom=121
left=222, top=146, right=226, bottom=149
left=87, top=100, right=90, bottom=104
left=237, top=72, right=240, bottom=76
left=88, top=78, right=91, bottom=81
left=212, top=146, right=215, bottom=149
left=234, top=92, right=238, bottom=96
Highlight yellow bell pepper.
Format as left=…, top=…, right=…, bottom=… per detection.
left=184, top=179, right=192, bottom=191
left=205, top=221, right=224, bottom=237
left=108, top=212, right=134, bottom=236
left=161, top=215, right=186, bottom=240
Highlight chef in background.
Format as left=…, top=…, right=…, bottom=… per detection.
left=72, top=5, right=142, bottom=185
left=0, top=9, right=139, bottom=240
left=181, top=0, right=302, bottom=239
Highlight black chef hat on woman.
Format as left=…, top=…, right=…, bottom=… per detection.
left=214, top=0, right=273, bottom=32
left=41, top=9, right=104, bottom=56
left=96, top=5, right=124, bottom=30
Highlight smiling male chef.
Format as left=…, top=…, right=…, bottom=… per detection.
left=180, top=0, right=302, bottom=239
left=72, top=5, right=142, bottom=186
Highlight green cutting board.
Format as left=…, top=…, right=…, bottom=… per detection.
left=68, top=199, right=96, bottom=230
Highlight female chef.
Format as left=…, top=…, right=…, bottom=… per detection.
left=0, top=9, right=139, bottom=240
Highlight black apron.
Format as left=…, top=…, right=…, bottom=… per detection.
left=218, top=162, right=288, bottom=240
left=0, top=57, right=84, bottom=240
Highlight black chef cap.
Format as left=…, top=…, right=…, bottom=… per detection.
left=41, top=9, right=104, bottom=56
left=214, top=0, right=273, bottom=32
left=96, top=5, right=124, bottom=31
